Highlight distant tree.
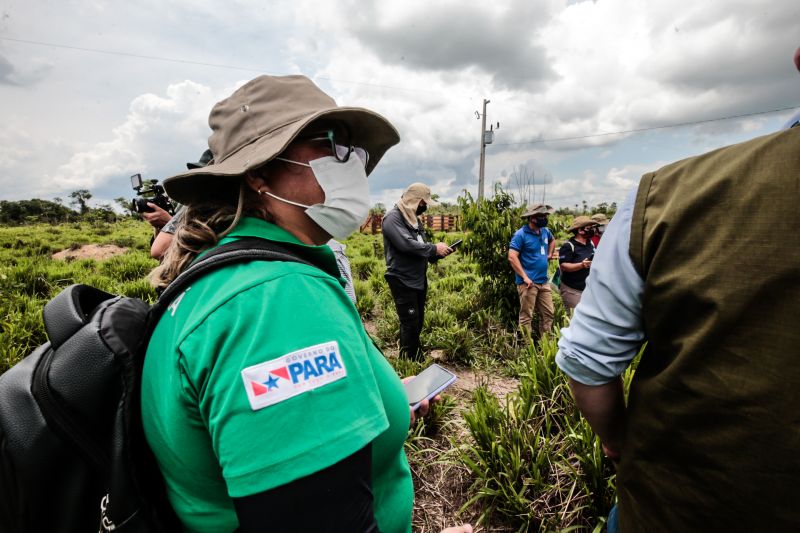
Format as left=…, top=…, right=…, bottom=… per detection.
left=0, top=199, right=76, bottom=225
left=370, top=203, right=386, bottom=216
left=114, top=196, right=132, bottom=214
left=427, top=201, right=460, bottom=216
left=53, top=197, right=63, bottom=205
left=85, top=203, right=117, bottom=223
left=69, top=189, right=92, bottom=214
left=586, top=201, right=618, bottom=218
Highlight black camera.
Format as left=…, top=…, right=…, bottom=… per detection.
left=130, top=173, right=174, bottom=215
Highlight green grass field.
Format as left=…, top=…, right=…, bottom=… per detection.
left=0, top=220, right=621, bottom=532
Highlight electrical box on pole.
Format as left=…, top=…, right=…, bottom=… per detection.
left=477, top=99, right=489, bottom=203
left=477, top=102, right=499, bottom=202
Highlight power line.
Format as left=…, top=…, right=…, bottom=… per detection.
left=494, top=105, right=800, bottom=146
left=1, top=36, right=266, bottom=73
left=0, top=36, right=454, bottom=96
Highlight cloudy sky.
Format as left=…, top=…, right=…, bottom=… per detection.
left=1, top=0, right=798, bottom=211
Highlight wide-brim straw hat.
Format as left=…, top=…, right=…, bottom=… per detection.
left=164, top=75, right=400, bottom=205
left=568, top=215, right=596, bottom=232
left=521, top=203, right=555, bottom=218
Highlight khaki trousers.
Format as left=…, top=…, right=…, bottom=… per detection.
left=517, top=282, right=554, bottom=336
left=559, top=283, right=583, bottom=315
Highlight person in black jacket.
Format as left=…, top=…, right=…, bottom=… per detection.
left=382, top=183, right=452, bottom=360
left=558, top=216, right=596, bottom=314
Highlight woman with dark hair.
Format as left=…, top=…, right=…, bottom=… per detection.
left=142, top=75, right=470, bottom=533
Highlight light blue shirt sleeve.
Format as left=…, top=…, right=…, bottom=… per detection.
left=555, top=189, right=646, bottom=385
left=782, top=110, right=800, bottom=130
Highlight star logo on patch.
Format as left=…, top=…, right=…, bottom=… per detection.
left=265, top=374, right=280, bottom=390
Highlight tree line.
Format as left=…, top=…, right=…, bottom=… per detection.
left=0, top=190, right=127, bottom=225
left=2, top=187, right=617, bottom=226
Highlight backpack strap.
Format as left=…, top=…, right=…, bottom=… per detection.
left=151, top=237, right=319, bottom=320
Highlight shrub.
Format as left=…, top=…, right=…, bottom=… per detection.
left=457, top=185, right=522, bottom=327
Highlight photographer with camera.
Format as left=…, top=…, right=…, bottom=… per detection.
left=147, top=149, right=213, bottom=259
left=131, top=170, right=176, bottom=257
left=131, top=172, right=175, bottom=221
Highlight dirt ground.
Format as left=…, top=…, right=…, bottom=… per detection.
left=411, top=355, right=520, bottom=532
left=51, top=244, right=128, bottom=261
left=366, top=315, right=521, bottom=532
left=446, top=362, right=519, bottom=403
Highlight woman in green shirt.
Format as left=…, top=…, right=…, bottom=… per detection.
left=142, top=75, right=470, bottom=533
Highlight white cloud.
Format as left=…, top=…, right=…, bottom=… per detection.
left=51, top=80, right=220, bottom=191
left=1, top=0, right=797, bottom=210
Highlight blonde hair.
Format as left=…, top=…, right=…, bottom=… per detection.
left=149, top=180, right=266, bottom=290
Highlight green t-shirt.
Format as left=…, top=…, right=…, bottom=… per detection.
left=141, top=217, right=413, bottom=532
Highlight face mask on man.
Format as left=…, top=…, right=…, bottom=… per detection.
left=416, top=202, right=428, bottom=216
left=533, top=216, right=548, bottom=228
left=264, top=155, right=370, bottom=239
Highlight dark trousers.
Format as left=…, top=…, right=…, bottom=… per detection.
left=386, top=277, right=427, bottom=361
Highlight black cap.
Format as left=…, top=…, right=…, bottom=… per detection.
left=186, top=149, right=213, bottom=170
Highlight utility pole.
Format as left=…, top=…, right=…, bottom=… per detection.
left=477, top=99, right=490, bottom=203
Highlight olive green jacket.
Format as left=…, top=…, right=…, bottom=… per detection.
left=619, top=127, right=800, bottom=532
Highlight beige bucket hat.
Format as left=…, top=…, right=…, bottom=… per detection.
left=568, top=215, right=596, bottom=232
left=590, top=213, right=610, bottom=225
left=164, top=75, right=400, bottom=205
left=402, top=183, right=440, bottom=206
left=521, top=203, right=555, bottom=218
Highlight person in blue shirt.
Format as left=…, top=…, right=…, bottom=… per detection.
left=508, top=203, right=556, bottom=338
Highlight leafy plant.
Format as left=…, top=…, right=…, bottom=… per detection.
left=458, top=185, right=523, bottom=327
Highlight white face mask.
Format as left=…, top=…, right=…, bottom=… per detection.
left=264, top=155, right=370, bottom=240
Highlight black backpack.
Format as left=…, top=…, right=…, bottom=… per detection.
left=0, top=238, right=316, bottom=532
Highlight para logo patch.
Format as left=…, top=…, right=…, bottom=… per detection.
left=240, top=341, right=347, bottom=411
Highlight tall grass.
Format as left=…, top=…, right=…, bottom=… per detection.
left=454, top=339, right=616, bottom=531
left=0, top=221, right=156, bottom=372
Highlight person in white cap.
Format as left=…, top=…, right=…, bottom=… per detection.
left=382, top=183, right=453, bottom=360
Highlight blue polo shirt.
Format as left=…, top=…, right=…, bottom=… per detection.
left=509, top=225, right=553, bottom=284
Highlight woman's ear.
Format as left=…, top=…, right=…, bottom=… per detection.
left=244, top=171, right=267, bottom=194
